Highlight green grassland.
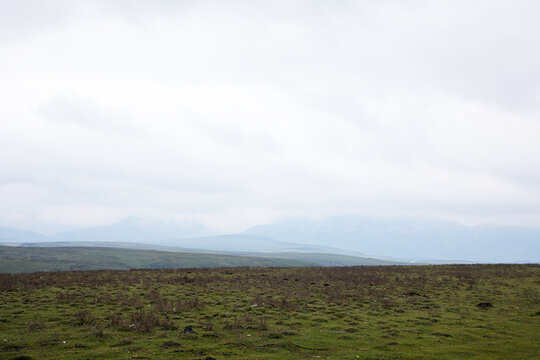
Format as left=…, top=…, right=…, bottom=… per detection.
left=234, top=252, right=407, bottom=266
left=0, top=246, right=404, bottom=273
left=0, top=246, right=313, bottom=273
left=0, top=264, right=539, bottom=359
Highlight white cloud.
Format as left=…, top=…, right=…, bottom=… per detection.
left=0, top=0, right=539, bottom=232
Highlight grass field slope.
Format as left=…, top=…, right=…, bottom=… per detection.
left=19, top=241, right=406, bottom=267
left=0, top=246, right=313, bottom=273
left=0, top=264, right=538, bottom=359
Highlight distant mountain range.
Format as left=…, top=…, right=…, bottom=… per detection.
left=53, top=217, right=210, bottom=243
left=157, top=234, right=369, bottom=256
left=1, top=215, right=539, bottom=263
left=246, top=216, right=540, bottom=263
left=0, top=227, right=50, bottom=243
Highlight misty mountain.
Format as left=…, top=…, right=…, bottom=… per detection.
left=50, top=221, right=360, bottom=254
left=246, top=216, right=540, bottom=263
left=159, top=234, right=365, bottom=255
left=0, top=227, right=50, bottom=243
left=52, top=217, right=211, bottom=243
left=3, top=216, right=540, bottom=263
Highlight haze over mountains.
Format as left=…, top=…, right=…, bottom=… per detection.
left=53, top=217, right=210, bottom=243
left=2, top=0, right=539, bottom=275
left=1, top=216, right=539, bottom=263
left=0, top=227, right=49, bottom=243
left=247, top=217, right=540, bottom=263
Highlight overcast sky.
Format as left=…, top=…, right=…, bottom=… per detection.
left=1, top=0, right=539, bottom=233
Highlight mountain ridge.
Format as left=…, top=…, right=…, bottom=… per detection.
left=245, top=216, right=540, bottom=262
left=2, top=215, right=540, bottom=263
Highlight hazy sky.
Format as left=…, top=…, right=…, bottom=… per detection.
left=1, top=0, right=539, bottom=233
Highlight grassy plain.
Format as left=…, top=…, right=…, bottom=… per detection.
left=0, top=264, right=539, bottom=359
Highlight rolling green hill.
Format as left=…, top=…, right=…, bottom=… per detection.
left=0, top=246, right=314, bottom=273
left=240, top=252, right=408, bottom=266
left=21, top=241, right=407, bottom=266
